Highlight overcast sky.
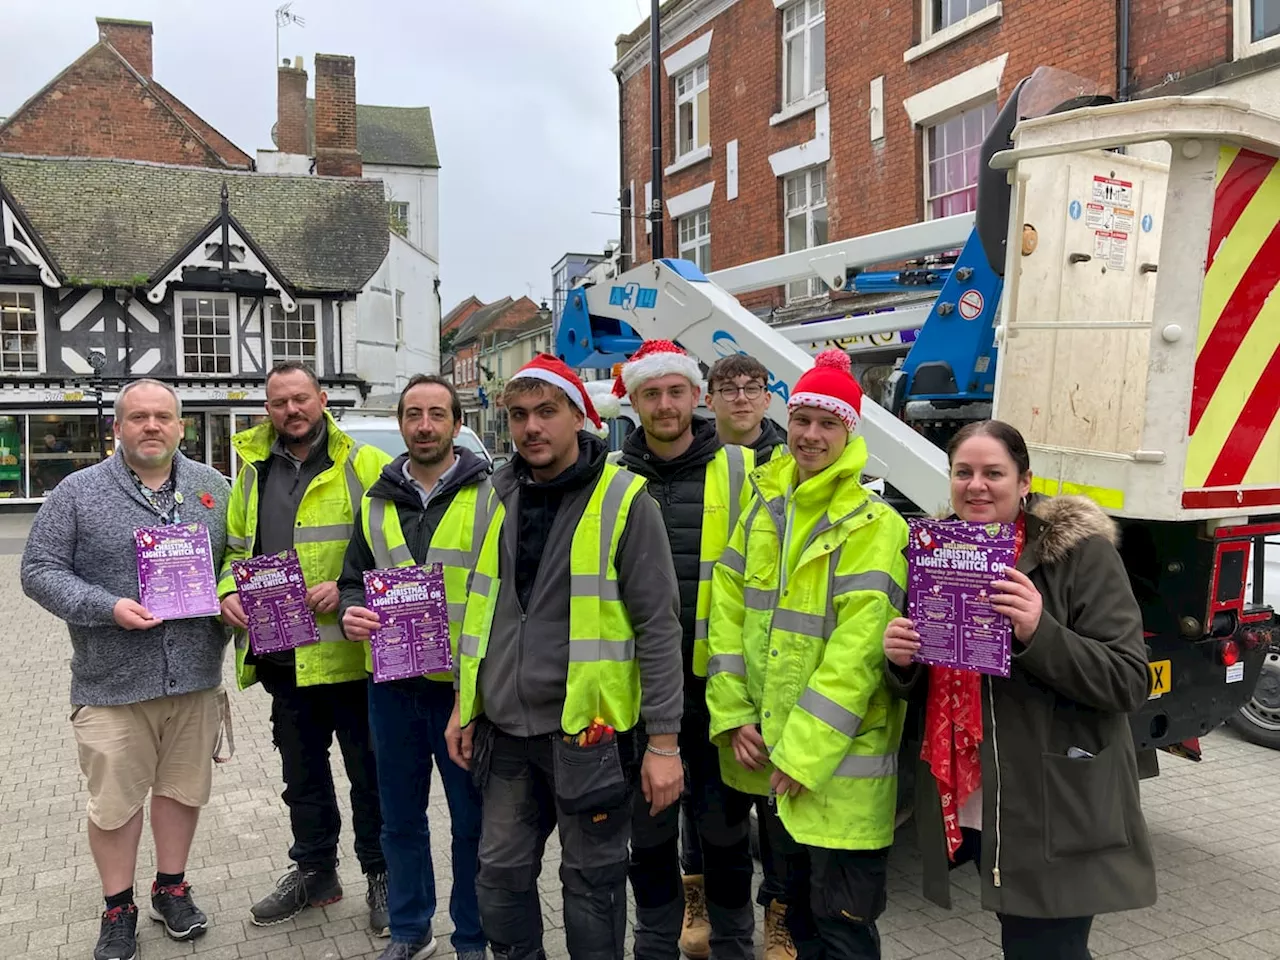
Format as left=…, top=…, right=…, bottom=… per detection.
left=0, top=0, right=649, bottom=313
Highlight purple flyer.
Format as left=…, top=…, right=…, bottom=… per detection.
left=364, top=564, right=451, bottom=683
left=908, top=518, right=1017, bottom=678
left=230, top=550, right=320, bottom=656
left=134, top=523, right=220, bottom=620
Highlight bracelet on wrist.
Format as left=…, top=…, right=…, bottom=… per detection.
left=645, top=743, right=680, bottom=757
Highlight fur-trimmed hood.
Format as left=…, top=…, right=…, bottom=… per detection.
left=1026, top=493, right=1118, bottom=565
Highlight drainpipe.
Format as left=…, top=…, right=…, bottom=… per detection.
left=1117, top=0, right=1132, bottom=100
left=618, top=72, right=631, bottom=273
left=649, top=0, right=664, bottom=258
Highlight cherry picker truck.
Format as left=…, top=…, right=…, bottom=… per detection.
left=555, top=67, right=1280, bottom=767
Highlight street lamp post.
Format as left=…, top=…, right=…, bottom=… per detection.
left=87, top=350, right=107, bottom=461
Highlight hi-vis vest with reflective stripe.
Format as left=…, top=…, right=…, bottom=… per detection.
left=457, top=462, right=648, bottom=734
left=692, top=444, right=752, bottom=677
left=705, top=441, right=910, bottom=851
left=219, top=412, right=391, bottom=690
left=360, top=477, right=497, bottom=680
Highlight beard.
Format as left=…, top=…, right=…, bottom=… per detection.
left=409, top=437, right=452, bottom=467
left=120, top=437, right=178, bottom=469
left=282, top=414, right=326, bottom=447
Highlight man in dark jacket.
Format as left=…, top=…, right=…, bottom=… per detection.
left=339, top=375, right=493, bottom=960
left=444, top=354, right=684, bottom=960
left=613, top=341, right=756, bottom=960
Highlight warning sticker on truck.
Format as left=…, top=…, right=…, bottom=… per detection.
left=1092, top=175, right=1133, bottom=207
left=1093, top=230, right=1130, bottom=271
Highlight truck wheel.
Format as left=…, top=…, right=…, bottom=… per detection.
left=1229, top=650, right=1280, bottom=749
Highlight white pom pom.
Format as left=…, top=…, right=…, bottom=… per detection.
left=585, top=381, right=622, bottom=420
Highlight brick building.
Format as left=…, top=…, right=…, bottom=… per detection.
left=614, top=0, right=1280, bottom=321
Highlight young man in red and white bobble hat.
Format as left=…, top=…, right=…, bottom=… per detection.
left=445, top=352, right=685, bottom=960
left=706, top=349, right=910, bottom=960
left=611, top=340, right=759, bottom=960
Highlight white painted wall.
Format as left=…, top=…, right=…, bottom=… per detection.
left=255, top=150, right=312, bottom=175
left=365, top=163, right=440, bottom=263
left=353, top=233, right=440, bottom=405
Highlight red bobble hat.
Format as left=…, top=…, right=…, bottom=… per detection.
left=612, top=339, right=704, bottom=397
left=787, top=349, right=863, bottom=433
left=513, top=354, right=605, bottom=434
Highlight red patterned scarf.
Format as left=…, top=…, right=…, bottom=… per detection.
left=921, top=514, right=1026, bottom=860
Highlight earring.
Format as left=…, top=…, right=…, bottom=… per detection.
left=1020, top=494, right=1028, bottom=511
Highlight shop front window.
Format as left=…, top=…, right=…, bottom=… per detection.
left=0, top=416, right=26, bottom=499
left=209, top=414, right=232, bottom=480
left=180, top=414, right=207, bottom=466
left=30, top=414, right=104, bottom=496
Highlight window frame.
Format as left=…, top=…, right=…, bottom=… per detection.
left=0, top=286, right=45, bottom=374
left=264, top=297, right=324, bottom=373
left=677, top=208, right=712, bottom=273
left=783, top=165, right=829, bottom=302
left=395, top=289, right=405, bottom=346
left=1235, top=0, right=1280, bottom=58
left=922, top=100, right=997, bottom=221
left=674, top=60, right=710, bottom=160
left=388, top=200, right=410, bottom=238
left=782, top=0, right=826, bottom=107
left=175, top=292, right=238, bottom=377
left=925, top=0, right=996, bottom=36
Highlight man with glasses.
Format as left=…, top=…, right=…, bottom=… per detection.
left=706, top=356, right=788, bottom=465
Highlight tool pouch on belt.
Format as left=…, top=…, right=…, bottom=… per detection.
left=470, top=718, right=495, bottom=792
left=552, top=735, right=628, bottom=815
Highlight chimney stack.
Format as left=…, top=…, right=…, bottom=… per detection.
left=313, top=54, right=362, bottom=177
left=276, top=58, right=309, bottom=156
left=97, top=17, right=153, bottom=78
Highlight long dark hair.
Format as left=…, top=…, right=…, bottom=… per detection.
left=946, top=420, right=1031, bottom=477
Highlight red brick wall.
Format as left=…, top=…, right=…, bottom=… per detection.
left=97, top=18, right=152, bottom=78
left=277, top=65, right=310, bottom=156
left=0, top=45, right=228, bottom=167
left=619, top=0, right=1117, bottom=307
left=314, top=54, right=362, bottom=177
left=1128, top=0, right=1232, bottom=94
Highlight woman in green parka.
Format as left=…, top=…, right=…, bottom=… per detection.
left=883, top=419, right=1156, bottom=960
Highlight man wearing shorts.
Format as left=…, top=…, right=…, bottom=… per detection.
left=21, top=378, right=233, bottom=960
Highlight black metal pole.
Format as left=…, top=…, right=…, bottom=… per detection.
left=649, top=0, right=664, bottom=259
left=95, top=380, right=106, bottom=460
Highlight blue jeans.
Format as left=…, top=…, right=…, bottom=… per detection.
left=368, top=677, right=485, bottom=950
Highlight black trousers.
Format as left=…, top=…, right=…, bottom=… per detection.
left=258, top=663, right=385, bottom=874
left=951, top=829, right=1094, bottom=960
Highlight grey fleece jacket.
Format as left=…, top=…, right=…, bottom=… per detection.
left=479, top=446, right=684, bottom=738
left=21, top=451, right=232, bottom=707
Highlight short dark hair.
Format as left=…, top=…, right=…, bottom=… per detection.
left=502, top=377, right=571, bottom=410
left=398, top=374, right=462, bottom=423
left=265, top=360, right=321, bottom=391
left=708, top=355, right=769, bottom=390
left=947, top=420, right=1031, bottom=477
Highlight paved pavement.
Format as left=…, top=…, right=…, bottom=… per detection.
left=7, top=537, right=1280, bottom=960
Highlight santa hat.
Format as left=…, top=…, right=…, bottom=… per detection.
left=787, top=349, right=863, bottom=433
left=513, top=354, right=607, bottom=436
left=584, top=379, right=622, bottom=421
left=613, top=339, right=703, bottom=398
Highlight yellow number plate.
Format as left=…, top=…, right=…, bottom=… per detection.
left=1148, top=659, right=1172, bottom=699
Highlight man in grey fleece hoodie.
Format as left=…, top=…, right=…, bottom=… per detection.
left=21, top=379, right=231, bottom=960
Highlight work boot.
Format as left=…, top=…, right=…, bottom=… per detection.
left=705, top=899, right=755, bottom=960
left=764, top=899, right=797, bottom=960
left=250, top=866, right=343, bottom=925
left=367, top=871, right=391, bottom=937
left=679, top=874, right=711, bottom=959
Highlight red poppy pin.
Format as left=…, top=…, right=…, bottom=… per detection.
left=199, top=492, right=216, bottom=509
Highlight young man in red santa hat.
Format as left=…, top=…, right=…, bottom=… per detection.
left=444, top=353, right=684, bottom=960
left=705, top=349, right=910, bottom=960
left=609, top=340, right=759, bottom=960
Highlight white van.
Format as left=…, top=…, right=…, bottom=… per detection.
left=336, top=414, right=495, bottom=469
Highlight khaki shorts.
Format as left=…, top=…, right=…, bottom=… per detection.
left=72, top=687, right=226, bottom=830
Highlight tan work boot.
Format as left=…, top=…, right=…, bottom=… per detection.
left=679, top=874, right=711, bottom=959
left=764, top=899, right=797, bottom=960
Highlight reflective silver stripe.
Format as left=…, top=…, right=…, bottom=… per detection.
left=390, top=544, right=413, bottom=565
left=832, top=570, right=907, bottom=613
left=470, top=572, right=493, bottom=596
left=469, top=478, right=496, bottom=569
left=699, top=559, right=716, bottom=581
left=707, top=654, right=746, bottom=677
left=448, top=602, right=467, bottom=622
left=344, top=456, right=363, bottom=518
left=568, top=638, right=636, bottom=662
left=720, top=547, right=745, bottom=575
left=594, top=469, right=635, bottom=606
left=797, top=688, right=862, bottom=739
left=294, top=523, right=354, bottom=544
left=318, top=622, right=346, bottom=642
left=744, top=587, right=777, bottom=611
left=723, top=444, right=746, bottom=536
left=572, top=575, right=620, bottom=601
left=426, top=547, right=471, bottom=567
left=367, top=499, right=395, bottom=568
left=459, top=633, right=481, bottom=657
left=833, top=753, right=898, bottom=778
left=227, top=535, right=249, bottom=551
left=802, top=500, right=873, bottom=557
left=694, top=618, right=708, bottom=640
left=824, top=545, right=843, bottom=640
left=771, top=608, right=826, bottom=638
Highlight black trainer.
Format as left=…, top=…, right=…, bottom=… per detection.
left=150, top=880, right=208, bottom=940
left=94, top=904, right=138, bottom=960
left=250, top=866, right=343, bottom=926
left=376, top=936, right=438, bottom=960
left=367, top=872, right=390, bottom=937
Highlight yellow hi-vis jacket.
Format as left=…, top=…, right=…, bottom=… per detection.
left=219, top=411, right=390, bottom=689
left=457, top=462, right=649, bottom=734
left=706, top=437, right=909, bottom=850
left=359, top=475, right=497, bottom=679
